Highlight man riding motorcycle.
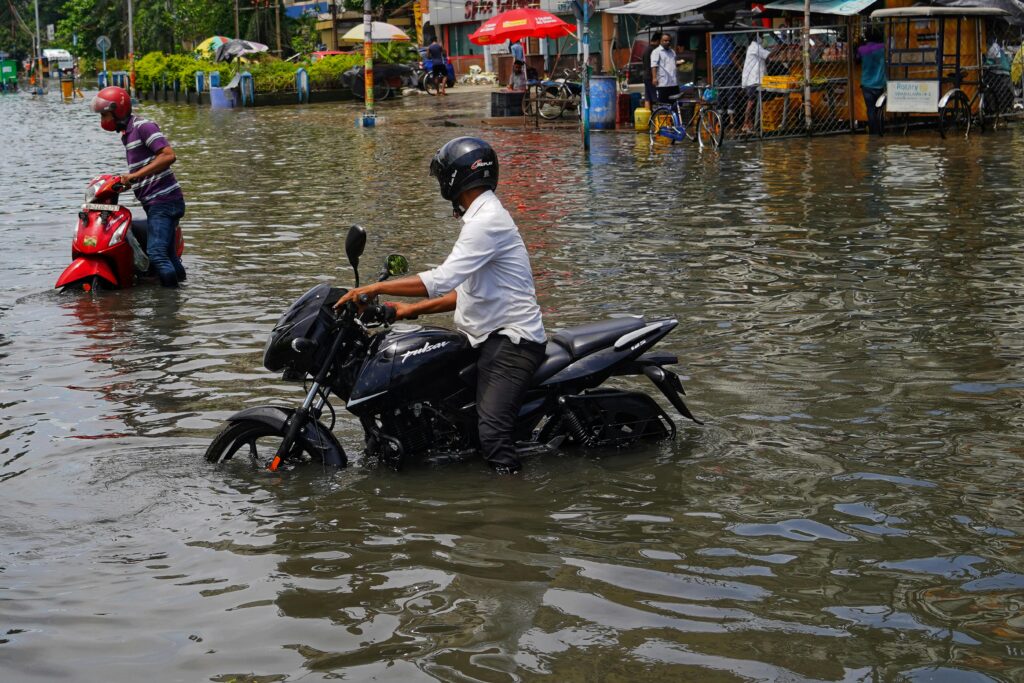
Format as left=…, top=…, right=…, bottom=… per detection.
left=335, top=137, right=545, bottom=474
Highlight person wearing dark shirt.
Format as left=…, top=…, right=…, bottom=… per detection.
left=427, top=37, right=448, bottom=96
left=857, top=27, right=886, bottom=135
left=642, top=31, right=663, bottom=108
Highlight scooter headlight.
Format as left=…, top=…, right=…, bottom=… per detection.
left=109, top=222, right=128, bottom=247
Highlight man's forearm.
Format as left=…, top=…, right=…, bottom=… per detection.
left=366, top=275, right=429, bottom=299
left=406, top=290, right=457, bottom=317
left=127, top=147, right=176, bottom=184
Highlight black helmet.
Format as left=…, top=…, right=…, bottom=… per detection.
left=429, top=137, right=498, bottom=216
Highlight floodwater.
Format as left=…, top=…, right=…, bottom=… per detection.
left=2, top=87, right=1023, bottom=682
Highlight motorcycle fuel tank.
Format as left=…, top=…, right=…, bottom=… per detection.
left=347, top=325, right=474, bottom=413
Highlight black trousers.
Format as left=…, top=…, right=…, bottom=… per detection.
left=476, top=335, right=546, bottom=465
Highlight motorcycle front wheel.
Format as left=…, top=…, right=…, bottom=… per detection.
left=62, top=274, right=105, bottom=294
left=205, top=419, right=317, bottom=468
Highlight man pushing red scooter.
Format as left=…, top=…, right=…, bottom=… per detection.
left=56, top=86, right=187, bottom=291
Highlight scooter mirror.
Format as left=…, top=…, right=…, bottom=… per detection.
left=385, top=254, right=409, bottom=278
left=346, top=225, right=367, bottom=287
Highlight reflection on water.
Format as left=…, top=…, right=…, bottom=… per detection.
left=1, top=91, right=1023, bottom=681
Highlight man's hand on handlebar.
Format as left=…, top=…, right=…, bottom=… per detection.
left=334, top=285, right=378, bottom=311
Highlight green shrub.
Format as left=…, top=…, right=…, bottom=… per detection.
left=306, top=54, right=361, bottom=90
left=249, top=59, right=299, bottom=93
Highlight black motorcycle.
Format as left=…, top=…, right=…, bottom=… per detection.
left=204, top=226, right=701, bottom=472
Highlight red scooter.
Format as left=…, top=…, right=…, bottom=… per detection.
left=55, top=174, right=184, bottom=292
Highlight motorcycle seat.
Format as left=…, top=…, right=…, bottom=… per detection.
left=533, top=340, right=572, bottom=383
left=553, top=317, right=646, bottom=360
left=131, top=217, right=149, bottom=250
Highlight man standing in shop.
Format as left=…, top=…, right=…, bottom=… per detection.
left=650, top=33, right=679, bottom=104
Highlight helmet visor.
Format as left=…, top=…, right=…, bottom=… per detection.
left=90, top=94, right=116, bottom=114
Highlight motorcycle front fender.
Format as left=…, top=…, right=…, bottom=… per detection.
left=228, top=405, right=348, bottom=467
left=55, top=257, right=119, bottom=289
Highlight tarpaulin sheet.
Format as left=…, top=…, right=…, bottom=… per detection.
left=605, top=0, right=717, bottom=16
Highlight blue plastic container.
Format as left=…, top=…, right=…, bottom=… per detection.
left=589, top=75, right=618, bottom=130
left=209, top=71, right=220, bottom=87
left=194, top=70, right=205, bottom=93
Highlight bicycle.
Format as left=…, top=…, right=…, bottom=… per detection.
left=522, top=67, right=583, bottom=120
left=937, top=66, right=1002, bottom=139
left=648, top=87, right=724, bottom=149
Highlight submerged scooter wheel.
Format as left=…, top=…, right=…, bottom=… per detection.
left=205, top=418, right=318, bottom=469
left=62, top=275, right=105, bottom=294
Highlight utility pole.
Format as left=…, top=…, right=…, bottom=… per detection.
left=275, top=1, right=282, bottom=57
left=331, top=0, right=339, bottom=50
left=234, top=0, right=240, bottom=38
left=33, top=0, right=42, bottom=90
left=127, top=0, right=135, bottom=97
left=361, top=0, right=375, bottom=126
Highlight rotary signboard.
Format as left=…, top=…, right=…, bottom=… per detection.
left=430, top=0, right=567, bottom=26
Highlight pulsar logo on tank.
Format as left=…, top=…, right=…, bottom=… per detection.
left=402, top=340, right=450, bottom=363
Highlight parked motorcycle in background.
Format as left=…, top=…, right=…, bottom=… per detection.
left=205, top=226, right=701, bottom=473
left=55, top=174, right=184, bottom=292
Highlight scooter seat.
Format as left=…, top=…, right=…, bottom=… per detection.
left=553, top=317, right=646, bottom=360
left=131, top=217, right=149, bottom=250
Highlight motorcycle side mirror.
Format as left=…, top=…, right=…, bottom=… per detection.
left=385, top=254, right=409, bottom=278
left=346, top=225, right=367, bottom=287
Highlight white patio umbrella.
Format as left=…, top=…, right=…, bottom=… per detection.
left=340, top=22, right=411, bottom=43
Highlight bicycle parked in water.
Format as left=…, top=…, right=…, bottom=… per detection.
left=523, top=66, right=583, bottom=120
left=648, top=86, right=724, bottom=149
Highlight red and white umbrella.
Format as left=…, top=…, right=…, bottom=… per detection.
left=468, top=8, right=576, bottom=46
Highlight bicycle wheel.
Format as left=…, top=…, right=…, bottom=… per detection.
left=684, top=106, right=699, bottom=142
left=939, top=91, right=971, bottom=139
left=698, top=109, right=724, bottom=148
left=648, top=107, right=677, bottom=145
left=538, top=85, right=566, bottom=119
left=424, top=73, right=439, bottom=96
left=975, top=93, right=987, bottom=133
left=522, top=86, right=538, bottom=116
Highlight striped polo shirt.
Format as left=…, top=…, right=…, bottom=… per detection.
left=121, top=115, right=184, bottom=207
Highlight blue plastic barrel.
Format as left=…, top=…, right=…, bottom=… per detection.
left=195, top=70, right=205, bottom=93
left=589, top=75, right=618, bottom=130
left=209, top=71, right=220, bottom=87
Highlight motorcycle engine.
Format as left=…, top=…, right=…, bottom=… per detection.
left=366, top=401, right=470, bottom=469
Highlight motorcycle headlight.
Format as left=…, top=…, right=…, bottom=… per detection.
left=109, top=222, right=128, bottom=247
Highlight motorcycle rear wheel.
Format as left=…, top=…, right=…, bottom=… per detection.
left=205, top=419, right=316, bottom=468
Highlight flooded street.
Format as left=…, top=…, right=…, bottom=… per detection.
left=1, top=89, right=1023, bottom=682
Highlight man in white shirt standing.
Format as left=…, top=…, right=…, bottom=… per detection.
left=335, top=137, right=546, bottom=474
left=649, top=33, right=679, bottom=104
left=742, top=34, right=774, bottom=133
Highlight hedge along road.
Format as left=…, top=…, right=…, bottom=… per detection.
left=2, top=88, right=1024, bottom=682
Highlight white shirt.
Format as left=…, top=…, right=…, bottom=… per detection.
left=418, top=191, right=546, bottom=347
left=650, top=45, right=678, bottom=88
left=742, top=41, right=771, bottom=88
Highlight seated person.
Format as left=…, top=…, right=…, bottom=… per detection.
left=508, top=61, right=527, bottom=91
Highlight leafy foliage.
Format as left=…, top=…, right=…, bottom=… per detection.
left=133, top=50, right=230, bottom=91
left=307, top=54, right=363, bottom=90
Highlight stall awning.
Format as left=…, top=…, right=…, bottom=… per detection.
left=604, top=0, right=717, bottom=16
left=763, top=0, right=879, bottom=15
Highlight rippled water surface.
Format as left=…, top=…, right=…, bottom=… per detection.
left=2, top=89, right=1023, bottom=682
